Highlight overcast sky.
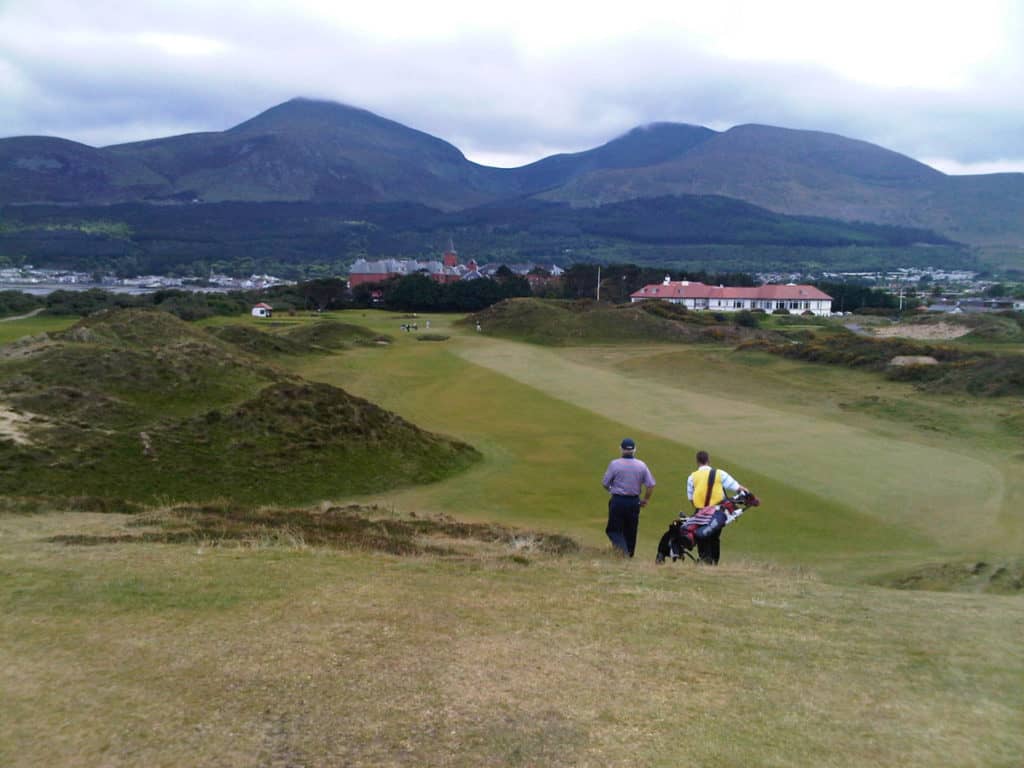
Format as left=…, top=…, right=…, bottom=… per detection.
left=2, top=0, right=1022, bottom=174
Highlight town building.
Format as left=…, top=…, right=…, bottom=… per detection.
left=347, top=240, right=470, bottom=287
left=347, top=242, right=567, bottom=289
left=630, top=277, right=833, bottom=316
left=251, top=302, right=273, bottom=318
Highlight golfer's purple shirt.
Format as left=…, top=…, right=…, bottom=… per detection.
left=602, top=457, right=656, bottom=496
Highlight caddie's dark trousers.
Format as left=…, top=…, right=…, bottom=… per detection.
left=697, top=536, right=721, bottom=565
left=695, top=509, right=727, bottom=565
left=606, top=495, right=640, bottom=557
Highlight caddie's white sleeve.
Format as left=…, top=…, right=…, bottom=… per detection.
left=720, top=470, right=740, bottom=492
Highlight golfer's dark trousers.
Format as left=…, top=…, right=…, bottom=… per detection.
left=606, top=494, right=640, bottom=557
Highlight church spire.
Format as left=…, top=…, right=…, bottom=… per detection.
left=443, top=236, right=458, bottom=268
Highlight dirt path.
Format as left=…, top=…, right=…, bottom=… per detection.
left=0, top=308, right=44, bottom=323
left=455, top=339, right=1003, bottom=542
left=872, top=322, right=971, bottom=340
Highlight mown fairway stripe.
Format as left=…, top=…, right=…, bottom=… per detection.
left=456, top=339, right=1002, bottom=543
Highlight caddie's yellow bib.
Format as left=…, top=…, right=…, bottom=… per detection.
left=690, top=467, right=725, bottom=509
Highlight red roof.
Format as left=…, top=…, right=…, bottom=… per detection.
left=253, top=302, right=273, bottom=309
left=630, top=281, right=831, bottom=301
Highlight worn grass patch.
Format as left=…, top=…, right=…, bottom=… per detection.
left=46, top=502, right=580, bottom=558
left=872, top=558, right=1024, bottom=594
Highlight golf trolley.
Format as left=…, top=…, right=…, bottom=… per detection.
left=655, top=489, right=760, bottom=564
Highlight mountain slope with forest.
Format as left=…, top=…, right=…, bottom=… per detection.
left=0, top=196, right=965, bottom=278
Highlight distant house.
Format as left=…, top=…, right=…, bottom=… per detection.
left=926, top=299, right=1021, bottom=314
left=925, top=302, right=963, bottom=314
left=460, top=259, right=484, bottom=281
left=630, top=278, right=833, bottom=316
left=251, top=302, right=273, bottom=318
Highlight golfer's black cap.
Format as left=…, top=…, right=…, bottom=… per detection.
left=620, top=438, right=636, bottom=450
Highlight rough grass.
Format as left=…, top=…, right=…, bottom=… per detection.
left=1, top=510, right=1021, bottom=768
left=743, top=328, right=1024, bottom=397
left=280, top=318, right=383, bottom=349
left=465, top=297, right=764, bottom=345
left=206, top=323, right=316, bottom=356
left=206, top=318, right=389, bottom=357
left=0, top=310, right=480, bottom=504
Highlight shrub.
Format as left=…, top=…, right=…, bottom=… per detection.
left=854, top=307, right=900, bottom=317
left=735, top=310, right=759, bottom=328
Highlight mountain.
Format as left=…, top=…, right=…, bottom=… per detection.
left=503, top=122, right=716, bottom=194
left=1, top=97, right=1023, bottom=253
left=0, top=136, right=167, bottom=204
left=104, top=98, right=506, bottom=209
left=541, top=124, right=942, bottom=211
left=539, top=124, right=1024, bottom=246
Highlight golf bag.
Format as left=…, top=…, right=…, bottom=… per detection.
left=656, top=490, right=760, bottom=565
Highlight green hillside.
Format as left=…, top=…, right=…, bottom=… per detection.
left=0, top=309, right=478, bottom=504
left=0, top=196, right=971, bottom=279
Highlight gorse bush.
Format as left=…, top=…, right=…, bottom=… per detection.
left=743, top=333, right=1024, bottom=397
left=735, top=310, right=760, bottom=328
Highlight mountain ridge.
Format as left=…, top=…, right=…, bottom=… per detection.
left=2, top=97, right=1023, bottom=249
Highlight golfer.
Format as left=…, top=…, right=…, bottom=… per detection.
left=601, top=438, right=656, bottom=557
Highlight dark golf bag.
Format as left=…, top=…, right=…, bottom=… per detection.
left=656, top=490, right=760, bottom=565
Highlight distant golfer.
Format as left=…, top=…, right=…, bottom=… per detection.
left=602, top=438, right=656, bottom=557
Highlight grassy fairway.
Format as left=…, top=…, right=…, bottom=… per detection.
left=293, top=311, right=1021, bottom=578
left=0, top=313, right=77, bottom=345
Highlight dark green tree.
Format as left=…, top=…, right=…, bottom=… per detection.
left=385, top=273, right=444, bottom=311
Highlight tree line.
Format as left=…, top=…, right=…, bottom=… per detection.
left=0, top=268, right=909, bottom=320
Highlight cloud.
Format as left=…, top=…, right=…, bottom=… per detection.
left=0, top=0, right=1021, bottom=172
left=923, top=158, right=1024, bottom=176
